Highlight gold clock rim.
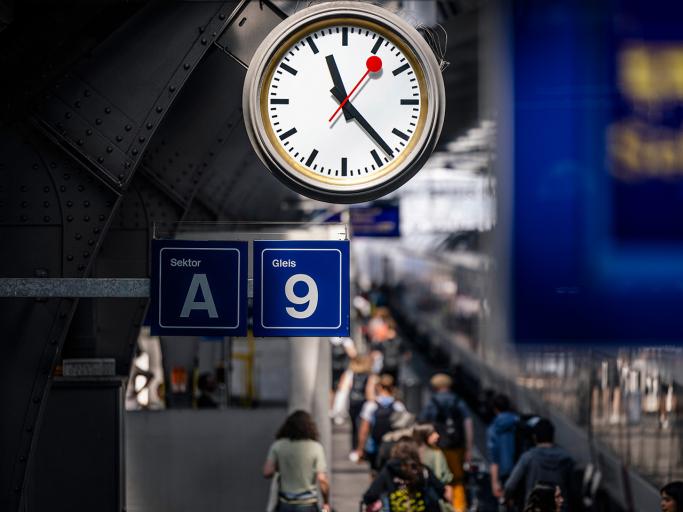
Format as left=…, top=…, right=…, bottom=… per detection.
left=258, top=16, right=429, bottom=189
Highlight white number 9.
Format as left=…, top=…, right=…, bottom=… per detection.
left=285, top=274, right=318, bottom=319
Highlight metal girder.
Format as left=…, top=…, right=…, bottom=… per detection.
left=32, top=1, right=242, bottom=192
left=0, top=278, right=150, bottom=297
left=0, top=129, right=119, bottom=512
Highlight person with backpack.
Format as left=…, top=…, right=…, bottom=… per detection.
left=504, top=418, right=574, bottom=511
left=331, top=355, right=376, bottom=453
left=354, top=373, right=407, bottom=473
left=523, top=482, right=563, bottom=512
left=487, top=394, right=520, bottom=499
left=362, top=438, right=447, bottom=512
left=419, top=373, right=473, bottom=512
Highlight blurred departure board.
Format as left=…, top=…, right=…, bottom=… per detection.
left=511, top=0, right=683, bottom=343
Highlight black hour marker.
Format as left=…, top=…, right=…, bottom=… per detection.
left=393, top=63, right=410, bottom=76
left=306, top=36, right=319, bottom=54
left=371, top=37, right=384, bottom=54
left=371, top=149, right=383, bottom=168
left=392, top=128, right=410, bottom=141
left=270, top=98, right=289, bottom=104
left=401, top=99, right=419, bottom=105
left=342, top=27, right=348, bottom=46
left=280, top=63, right=298, bottom=75
left=305, top=149, right=319, bottom=167
left=341, top=157, right=347, bottom=176
left=279, top=127, right=297, bottom=140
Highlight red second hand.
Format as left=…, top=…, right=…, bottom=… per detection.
left=328, top=55, right=383, bottom=122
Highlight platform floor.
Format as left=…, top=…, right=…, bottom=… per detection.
left=330, top=420, right=370, bottom=512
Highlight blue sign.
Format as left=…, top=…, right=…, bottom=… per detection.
left=324, top=202, right=400, bottom=237
left=253, top=240, right=350, bottom=337
left=510, top=0, right=683, bottom=344
left=150, top=240, right=247, bottom=336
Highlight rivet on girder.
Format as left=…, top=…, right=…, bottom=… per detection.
left=184, top=63, right=191, bottom=70
left=20, top=215, right=27, bottom=222
left=106, top=146, right=113, bottom=153
left=124, top=162, right=131, bottom=169
left=132, top=149, right=139, bottom=156
left=44, top=216, right=50, bottom=222
left=65, top=112, right=72, bottom=119
left=77, top=139, right=84, bottom=146
left=84, top=200, right=90, bottom=207
left=138, top=136, right=146, bottom=143
left=74, top=101, right=81, bottom=108
left=198, top=26, right=205, bottom=33
left=88, top=240, right=95, bottom=246
left=59, top=185, right=66, bottom=192
left=21, top=201, right=28, bottom=208
left=19, top=456, right=26, bottom=462
left=97, top=156, right=104, bottom=163
left=219, top=13, right=226, bottom=20
left=63, top=173, right=71, bottom=180
left=125, top=124, right=132, bottom=132
left=75, top=233, right=82, bottom=240
left=99, top=214, right=105, bottom=221
left=116, top=135, right=123, bottom=142
left=83, top=251, right=90, bottom=258
left=146, top=123, right=153, bottom=130
left=95, top=118, right=102, bottom=126
left=66, top=215, right=73, bottom=222
left=78, top=265, right=85, bottom=271
left=84, top=90, right=91, bottom=97
left=169, top=85, right=176, bottom=93
left=83, top=215, right=90, bottom=222
left=86, top=129, right=93, bottom=136
left=201, top=38, right=208, bottom=45
left=66, top=200, right=73, bottom=207
left=32, top=163, right=39, bottom=170
left=156, top=106, right=163, bottom=113
left=67, top=255, right=73, bottom=261
left=105, top=107, right=112, bottom=114
left=94, top=227, right=101, bottom=234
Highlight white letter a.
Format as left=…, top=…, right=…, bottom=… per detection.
left=180, top=274, right=218, bottom=318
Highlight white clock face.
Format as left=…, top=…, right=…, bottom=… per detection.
left=261, top=20, right=427, bottom=185
left=244, top=2, right=444, bottom=203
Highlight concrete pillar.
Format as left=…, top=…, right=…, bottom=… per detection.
left=289, top=337, right=331, bottom=459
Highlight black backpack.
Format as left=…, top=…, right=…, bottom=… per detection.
left=382, top=337, right=402, bottom=371
left=371, top=401, right=395, bottom=446
left=431, top=396, right=465, bottom=450
left=349, top=373, right=369, bottom=404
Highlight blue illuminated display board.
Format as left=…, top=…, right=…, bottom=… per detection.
left=150, top=240, right=247, bottom=336
left=511, top=0, right=683, bottom=343
left=253, top=240, right=350, bottom=337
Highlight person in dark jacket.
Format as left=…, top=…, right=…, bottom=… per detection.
left=487, top=393, right=519, bottom=499
left=523, top=482, right=563, bottom=512
left=504, top=418, right=573, bottom=511
left=661, top=481, right=683, bottom=512
left=363, top=439, right=446, bottom=512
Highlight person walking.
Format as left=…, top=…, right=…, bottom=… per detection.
left=332, top=355, right=376, bottom=453
left=354, top=373, right=407, bottom=473
left=661, top=481, right=683, bottom=512
left=362, top=438, right=447, bottom=512
left=413, top=423, right=454, bottom=503
left=263, top=410, right=330, bottom=512
left=419, top=373, right=473, bottom=512
left=504, top=418, right=573, bottom=511
left=487, top=393, right=519, bottom=499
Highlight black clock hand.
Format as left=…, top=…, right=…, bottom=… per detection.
left=325, top=55, right=352, bottom=121
left=330, top=87, right=394, bottom=158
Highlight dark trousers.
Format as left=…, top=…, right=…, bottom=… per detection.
left=349, top=401, right=364, bottom=451
left=276, top=503, right=318, bottom=512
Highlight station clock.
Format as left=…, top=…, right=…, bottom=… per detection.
left=243, top=1, right=446, bottom=203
